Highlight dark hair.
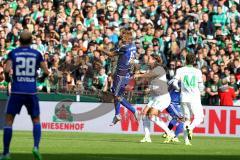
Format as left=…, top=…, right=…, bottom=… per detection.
left=186, top=53, right=196, bottom=65
left=224, top=67, right=230, bottom=71
left=20, top=38, right=32, bottom=45
left=152, top=54, right=163, bottom=65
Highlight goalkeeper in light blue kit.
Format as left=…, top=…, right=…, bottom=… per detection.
left=99, top=28, right=139, bottom=125
left=163, top=79, right=184, bottom=143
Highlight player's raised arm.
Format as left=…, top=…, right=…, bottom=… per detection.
left=134, top=55, right=162, bottom=79
left=98, top=46, right=117, bottom=57
left=134, top=70, right=158, bottom=79
left=101, top=28, right=135, bottom=58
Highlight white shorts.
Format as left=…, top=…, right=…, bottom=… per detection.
left=147, top=93, right=171, bottom=112
left=181, top=100, right=204, bottom=121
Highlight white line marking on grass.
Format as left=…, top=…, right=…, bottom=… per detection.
left=84, top=155, right=141, bottom=160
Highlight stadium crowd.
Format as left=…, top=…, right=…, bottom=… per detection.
left=0, top=0, right=239, bottom=106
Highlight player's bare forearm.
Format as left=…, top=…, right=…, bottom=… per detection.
left=101, top=49, right=116, bottom=57
left=98, top=46, right=116, bottom=57
left=38, top=62, right=50, bottom=83
left=106, top=51, right=116, bottom=57
left=4, top=60, right=12, bottom=74
left=40, top=62, right=50, bottom=75
left=7, top=83, right=11, bottom=95
left=135, top=72, right=156, bottom=79
left=4, top=60, right=12, bottom=82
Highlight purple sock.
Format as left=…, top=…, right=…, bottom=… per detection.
left=33, top=123, right=41, bottom=149
left=3, top=126, right=12, bottom=155
left=120, top=98, right=136, bottom=114
left=168, top=119, right=177, bottom=130
left=175, top=122, right=184, bottom=137
left=114, top=99, right=121, bottom=115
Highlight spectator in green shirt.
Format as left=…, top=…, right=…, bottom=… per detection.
left=212, top=6, right=229, bottom=27
left=229, top=74, right=239, bottom=97
left=0, top=71, right=8, bottom=90
left=206, top=73, right=221, bottom=105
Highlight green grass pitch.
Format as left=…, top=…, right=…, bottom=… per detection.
left=0, top=131, right=239, bottom=160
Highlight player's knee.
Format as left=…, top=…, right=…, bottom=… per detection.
left=31, top=116, right=40, bottom=124
left=178, top=116, right=185, bottom=122
left=142, top=114, right=148, bottom=121
left=142, top=106, right=149, bottom=116
left=145, top=108, right=150, bottom=116
left=183, top=117, right=190, bottom=122
left=5, top=114, right=15, bottom=126
left=115, top=96, right=123, bottom=102
left=147, top=114, right=153, bottom=119
left=149, top=108, right=159, bottom=116
left=147, top=109, right=155, bottom=119
left=197, top=116, right=204, bottom=124
left=113, top=96, right=119, bottom=101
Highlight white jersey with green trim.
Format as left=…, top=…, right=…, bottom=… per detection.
left=174, top=65, right=203, bottom=102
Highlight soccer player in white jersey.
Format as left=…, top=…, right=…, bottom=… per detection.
left=134, top=55, right=174, bottom=143
left=173, top=53, right=204, bottom=145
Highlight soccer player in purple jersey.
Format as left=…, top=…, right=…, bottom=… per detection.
left=99, top=28, right=140, bottom=125
left=0, top=31, right=49, bottom=160
left=163, top=79, right=184, bottom=143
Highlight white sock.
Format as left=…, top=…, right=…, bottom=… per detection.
left=151, top=116, right=173, bottom=136
left=142, top=115, right=151, bottom=137
left=184, top=120, right=191, bottom=143
left=189, top=116, right=203, bottom=130
left=184, top=129, right=190, bottom=144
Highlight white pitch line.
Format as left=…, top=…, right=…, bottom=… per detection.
left=81, top=155, right=142, bottom=160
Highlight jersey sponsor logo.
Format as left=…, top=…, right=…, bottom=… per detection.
left=15, top=52, right=37, bottom=57
left=17, top=77, right=35, bottom=82
left=128, top=47, right=136, bottom=50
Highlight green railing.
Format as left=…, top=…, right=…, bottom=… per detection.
left=0, top=91, right=100, bottom=102
left=0, top=91, right=146, bottom=103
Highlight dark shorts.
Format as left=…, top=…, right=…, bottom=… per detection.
left=6, top=94, right=40, bottom=117
left=111, top=74, right=130, bottom=97
left=166, top=103, right=183, bottom=119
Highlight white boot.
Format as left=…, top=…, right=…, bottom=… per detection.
left=140, top=136, right=152, bottom=143
left=110, top=115, right=121, bottom=126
